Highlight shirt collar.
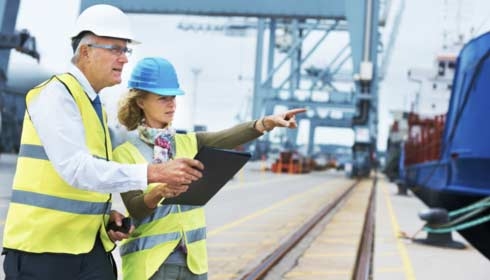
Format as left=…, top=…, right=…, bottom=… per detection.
left=68, top=63, right=98, bottom=102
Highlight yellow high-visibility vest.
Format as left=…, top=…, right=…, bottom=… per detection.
left=113, top=133, right=207, bottom=279
left=3, top=73, right=115, bottom=254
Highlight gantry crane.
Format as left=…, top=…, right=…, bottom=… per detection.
left=0, top=0, right=402, bottom=177
left=0, top=0, right=40, bottom=152
left=80, top=0, right=391, bottom=176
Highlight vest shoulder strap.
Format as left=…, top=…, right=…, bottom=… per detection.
left=127, top=132, right=153, bottom=162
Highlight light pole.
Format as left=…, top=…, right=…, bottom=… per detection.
left=190, top=67, right=202, bottom=130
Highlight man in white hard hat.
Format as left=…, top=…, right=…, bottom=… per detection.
left=2, top=4, right=203, bottom=280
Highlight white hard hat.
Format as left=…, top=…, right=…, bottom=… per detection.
left=71, top=4, right=140, bottom=44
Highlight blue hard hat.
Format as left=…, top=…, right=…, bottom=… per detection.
left=128, top=57, right=184, bottom=96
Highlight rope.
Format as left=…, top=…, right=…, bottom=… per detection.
left=423, top=196, right=490, bottom=233
left=424, top=214, right=490, bottom=233
left=398, top=196, right=490, bottom=239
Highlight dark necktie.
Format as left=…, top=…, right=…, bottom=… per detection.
left=92, top=95, right=104, bottom=125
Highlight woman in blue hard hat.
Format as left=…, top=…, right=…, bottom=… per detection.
left=113, top=57, right=306, bottom=280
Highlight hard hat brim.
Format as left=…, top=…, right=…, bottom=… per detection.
left=134, top=86, right=185, bottom=96
left=71, top=31, right=141, bottom=45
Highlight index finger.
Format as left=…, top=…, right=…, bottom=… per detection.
left=284, top=108, right=307, bottom=120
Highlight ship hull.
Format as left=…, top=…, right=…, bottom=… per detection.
left=399, top=31, right=490, bottom=261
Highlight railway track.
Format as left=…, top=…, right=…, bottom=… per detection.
left=226, top=177, right=377, bottom=280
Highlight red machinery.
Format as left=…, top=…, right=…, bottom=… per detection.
left=404, top=113, right=445, bottom=165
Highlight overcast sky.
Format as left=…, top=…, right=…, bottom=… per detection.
left=10, top=0, right=490, bottom=150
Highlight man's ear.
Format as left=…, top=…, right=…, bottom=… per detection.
left=79, top=44, right=89, bottom=58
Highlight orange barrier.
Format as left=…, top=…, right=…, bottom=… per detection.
left=271, top=151, right=311, bottom=174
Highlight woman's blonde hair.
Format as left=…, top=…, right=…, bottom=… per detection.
left=117, top=89, right=149, bottom=130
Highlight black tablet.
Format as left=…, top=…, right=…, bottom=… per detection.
left=161, top=146, right=251, bottom=206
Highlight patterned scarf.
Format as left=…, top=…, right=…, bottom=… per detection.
left=137, top=123, right=175, bottom=163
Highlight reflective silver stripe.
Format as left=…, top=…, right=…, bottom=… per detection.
left=11, top=190, right=110, bottom=215
left=120, top=227, right=206, bottom=256
left=134, top=205, right=178, bottom=227
left=19, top=144, right=105, bottom=161
left=186, top=227, right=206, bottom=243
left=120, top=231, right=181, bottom=256
left=18, top=144, right=48, bottom=160
left=134, top=205, right=201, bottom=227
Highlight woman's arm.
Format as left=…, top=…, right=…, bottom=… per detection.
left=121, top=190, right=155, bottom=220
left=121, top=183, right=189, bottom=220
left=196, top=121, right=262, bottom=149
left=196, top=107, right=306, bottom=149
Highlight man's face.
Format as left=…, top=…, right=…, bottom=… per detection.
left=83, top=36, right=130, bottom=92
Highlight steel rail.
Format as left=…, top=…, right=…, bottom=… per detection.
left=239, top=180, right=361, bottom=280
left=352, top=176, right=377, bottom=280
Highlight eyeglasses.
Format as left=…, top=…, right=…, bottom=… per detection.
left=87, top=44, right=132, bottom=57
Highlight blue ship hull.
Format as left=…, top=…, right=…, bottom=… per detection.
left=401, top=32, right=490, bottom=260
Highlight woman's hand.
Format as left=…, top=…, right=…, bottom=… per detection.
left=107, top=210, right=134, bottom=242
left=143, top=183, right=189, bottom=209
left=256, top=108, right=307, bottom=133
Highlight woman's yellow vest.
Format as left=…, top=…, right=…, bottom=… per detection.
left=3, top=73, right=115, bottom=254
left=113, top=133, right=208, bottom=280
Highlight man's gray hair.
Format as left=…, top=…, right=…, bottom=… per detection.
left=71, top=34, right=96, bottom=63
